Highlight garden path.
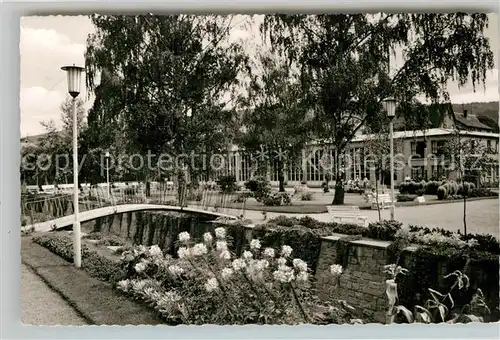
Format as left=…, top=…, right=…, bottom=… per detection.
left=21, top=264, right=88, bottom=325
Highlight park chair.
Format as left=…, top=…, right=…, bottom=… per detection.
left=327, top=205, right=368, bottom=227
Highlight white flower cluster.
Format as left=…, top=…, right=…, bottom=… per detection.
left=246, top=259, right=269, bottom=280
left=214, top=227, right=226, bottom=239
left=273, top=264, right=295, bottom=283
left=263, top=247, right=275, bottom=258
left=117, top=279, right=131, bottom=292
left=168, top=265, right=184, bottom=276
left=232, top=258, right=246, bottom=271
left=178, top=247, right=190, bottom=259
left=148, top=245, right=163, bottom=257
left=204, top=277, right=219, bottom=292
left=203, top=232, right=213, bottom=244
left=281, top=245, right=293, bottom=257
left=330, top=264, right=343, bottom=276
left=250, top=239, right=261, bottom=250
left=221, top=267, right=234, bottom=280
left=178, top=231, right=190, bottom=243
left=242, top=250, right=253, bottom=260
left=134, top=260, right=148, bottom=273
left=216, top=240, right=228, bottom=251
left=292, top=258, right=308, bottom=273
left=192, top=243, right=208, bottom=256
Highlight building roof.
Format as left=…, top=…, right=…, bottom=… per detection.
left=453, top=112, right=494, bottom=131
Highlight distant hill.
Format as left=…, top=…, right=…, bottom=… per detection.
left=452, top=101, right=499, bottom=132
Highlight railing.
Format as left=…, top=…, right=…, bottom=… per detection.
left=21, top=184, right=247, bottom=226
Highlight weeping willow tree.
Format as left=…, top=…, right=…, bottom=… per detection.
left=261, top=13, right=494, bottom=204
left=85, top=15, right=251, bottom=190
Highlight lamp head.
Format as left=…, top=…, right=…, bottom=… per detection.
left=61, top=64, right=85, bottom=98
left=105, top=151, right=110, bottom=158
left=383, top=97, right=397, bottom=120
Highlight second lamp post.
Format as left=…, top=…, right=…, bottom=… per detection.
left=384, top=97, right=397, bottom=220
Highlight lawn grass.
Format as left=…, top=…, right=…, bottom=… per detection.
left=21, top=236, right=164, bottom=325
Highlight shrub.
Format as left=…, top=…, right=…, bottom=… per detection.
left=263, top=192, right=292, bottom=206
left=216, top=175, right=238, bottom=194
left=33, top=234, right=124, bottom=282
left=447, top=181, right=458, bottom=196
left=366, top=220, right=403, bottom=241
left=396, top=194, right=417, bottom=202
left=233, top=192, right=252, bottom=203
left=416, top=189, right=424, bottom=197
left=301, top=192, right=313, bottom=201
left=437, top=186, right=447, bottom=200
left=424, top=181, right=440, bottom=195
left=245, top=176, right=271, bottom=202
left=185, top=191, right=203, bottom=201
left=469, top=188, right=499, bottom=198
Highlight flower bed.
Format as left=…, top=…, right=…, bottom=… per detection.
left=32, top=230, right=364, bottom=325
left=32, top=213, right=499, bottom=325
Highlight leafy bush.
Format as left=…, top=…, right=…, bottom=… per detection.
left=301, top=192, right=313, bottom=201
left=245, top=176, right=271, bottom=202
left=217, top=175, right=238, bottom=194
left=399, top=181, right=423, bottom=195
left=396, top=194, right=417, bottom=202
left=32, top=234, right=124, bottom=282
left=366, top=220, right=403, bottom=241
left=186, top=191, right=203, bottom=201
left=233, top=192, right=252, bottom=203
left=263, top=192, right=292, bottom=206
left=424, top=181, right=440, bottom=195
left=468, top=188, right=499, bottom=198
left=407, top=225, right=500, bottom=254
left=437, top=186, right=448, bottom=200
left=83, top=232, right=125, bottom=246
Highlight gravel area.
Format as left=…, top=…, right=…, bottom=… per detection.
left=21, top=264, right=88, bottom=325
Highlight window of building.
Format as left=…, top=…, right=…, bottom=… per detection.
left=287, top=159, right=303, bottom=182
left=487, top=140, right=492, bottom=152
left=411, top=166, right=425, bottom=180
left=411, top=141, right=426, bottom=158
left=306, top=149, right=324, bottom=182
left=470, top=140, right=476, bottom=152
left=239, top=154, right=251, bottom=182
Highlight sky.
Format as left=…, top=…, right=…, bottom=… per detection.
left=20, top=14, right=499, bottom=137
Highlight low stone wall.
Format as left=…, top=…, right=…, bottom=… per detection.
left=315, top=236, right=394, bottom=323
left=81, top=211, right=216, bottom=256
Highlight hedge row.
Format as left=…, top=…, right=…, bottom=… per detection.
left=265, top=216, right=500, bottom=255
left=32, top=234, right=124, bottom=283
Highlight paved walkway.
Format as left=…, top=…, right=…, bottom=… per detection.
left=232, top=198, right=499, bottom=238
left=21, top=264, right=87, bottom=325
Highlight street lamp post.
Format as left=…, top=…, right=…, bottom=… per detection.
left=105, top=151, right=110, bottom=200
left=384, top=97, right=397, bottom=220
left=61, top=64, right=85, bottom=268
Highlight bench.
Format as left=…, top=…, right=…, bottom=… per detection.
left=367, top=193, right=393, bottom=210
left=327, top=205, right=367, bottom=227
